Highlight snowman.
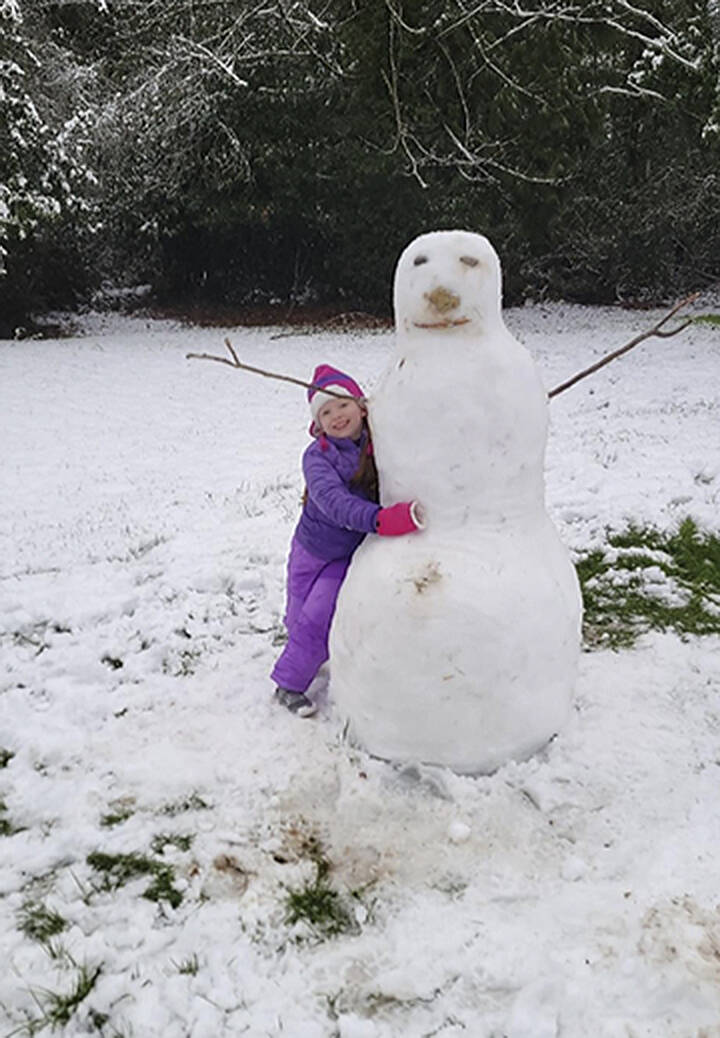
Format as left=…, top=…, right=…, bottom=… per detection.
left=329, top=230, right=582, bottom=775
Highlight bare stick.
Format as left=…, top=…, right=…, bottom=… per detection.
left=548, top=292, right=700, bottom=399
left=186, top=338, right=363, bottom=401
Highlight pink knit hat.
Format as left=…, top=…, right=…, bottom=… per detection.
left=308, top=364, right=365, bottom=437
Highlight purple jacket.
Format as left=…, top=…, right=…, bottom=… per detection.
left=294, top=434, right=380, bottom=561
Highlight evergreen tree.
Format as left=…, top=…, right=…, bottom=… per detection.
left=0, top=2, right=99, bottom=334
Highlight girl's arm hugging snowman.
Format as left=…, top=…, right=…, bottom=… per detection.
left=302, top=428, right=424, bottom=538
left=270, top=364, right=424, bottom=717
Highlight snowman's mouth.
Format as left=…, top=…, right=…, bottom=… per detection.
left=413, top=317, right=470, bottom=329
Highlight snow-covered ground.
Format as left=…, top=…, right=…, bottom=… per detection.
left=1, top=303, right=719, bottom=1038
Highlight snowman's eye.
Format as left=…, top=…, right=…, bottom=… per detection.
left=460, top=256, right=479, bottom=267
left=413, top=255, right=428, bottom=266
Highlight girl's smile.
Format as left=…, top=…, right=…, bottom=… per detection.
left=317, top=398, right=365, bottom=439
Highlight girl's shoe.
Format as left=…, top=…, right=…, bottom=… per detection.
left=275, top=687, right=318, bottom=718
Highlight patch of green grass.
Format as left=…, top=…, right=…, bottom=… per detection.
left=14, top=963, right=103, bottom=1035
left=285, top=881, right=355, bottom=939
left=298, top=833, right=330, bottom=879
left=100, top=654, right=124, bottom=671
left=175, top=953, right=200, bottom=975
left=42, top=964, right=102, bottom=1027
left=88, top=1008, right=109, bottom=1031
left=44, top=940, right=72, bottom=963
left=86, top=850, right=183, bottom=909
left=0, top=747, right=15, bottom=768
left=151, top=832, right=194, bottom=855
left=17, top=901, right=67, bottom=943
left=0, top=797, right=23, bottom=836
left=100, top=807, right=134, bottom=828
left=144, top=868, right=183, bottom=908
left=87, top=850, right=155, bottom=889
left=284, top=835, right=358, bottom=941
left=577, top=518, right=720, bottom=650
left=161, top=792, right=210, bottom=816
left=1, top=799, right=12, bottom=836
left=162, top=647, right=201, bottom=677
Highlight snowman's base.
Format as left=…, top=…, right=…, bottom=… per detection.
left=340, top=716, right=560, bottom=776
left=330, top=516, right=582, bottom=778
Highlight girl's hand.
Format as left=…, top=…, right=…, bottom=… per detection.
left=376, top=500, right=425, bottom=536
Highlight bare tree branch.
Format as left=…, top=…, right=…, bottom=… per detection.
left=442, top=124, right=564, bottom=184
left=171, top=34, right=250, bottom=87
left=548, top=293, right=700, bottom=399
left=440, top=0, right=700, bottom=72
left=382, top=16, right=430, bottom=189
left=596, top=83, right=667, bottom=101
left=186, top=337, right=365, bottom=401
left=384, top=0, right=428, bottom=36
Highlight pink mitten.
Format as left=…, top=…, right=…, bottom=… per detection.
left=376, top=501, right=425, bottom=537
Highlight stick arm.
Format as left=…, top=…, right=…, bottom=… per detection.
left=548, top=293, right=700, bottom=399
left=186, top=338, right=367, bottom=402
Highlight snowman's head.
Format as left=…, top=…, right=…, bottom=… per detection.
left=393, top=230, right=504, bottom=339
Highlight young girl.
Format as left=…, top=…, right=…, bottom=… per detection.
left=271, top=363, right=424, bottom=716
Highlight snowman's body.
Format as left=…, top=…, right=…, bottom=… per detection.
left=329, top=230, right=582, bottom=774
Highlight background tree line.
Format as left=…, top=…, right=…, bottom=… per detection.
left=1, top=0, right=719, bottom=336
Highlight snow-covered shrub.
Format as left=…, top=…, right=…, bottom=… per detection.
left=0, top=5, right=98, bottom=333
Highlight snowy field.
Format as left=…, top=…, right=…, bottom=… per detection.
left=1, top=303, right=719, bottom=1038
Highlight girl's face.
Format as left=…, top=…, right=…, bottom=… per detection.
left=317, top=397, right=365, bottom=439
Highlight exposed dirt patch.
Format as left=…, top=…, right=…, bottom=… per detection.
left=146, top=302, right=391, bottom=331
left=412, top=562, right=442, bottom=594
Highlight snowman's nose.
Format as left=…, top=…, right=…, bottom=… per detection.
left=425, top=286, right=460, bottom=314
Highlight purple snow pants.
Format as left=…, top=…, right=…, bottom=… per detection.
left=270, top=537, right=351, bottom=693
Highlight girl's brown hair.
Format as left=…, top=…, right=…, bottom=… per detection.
left=349, top=420, right=379, bottom=503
